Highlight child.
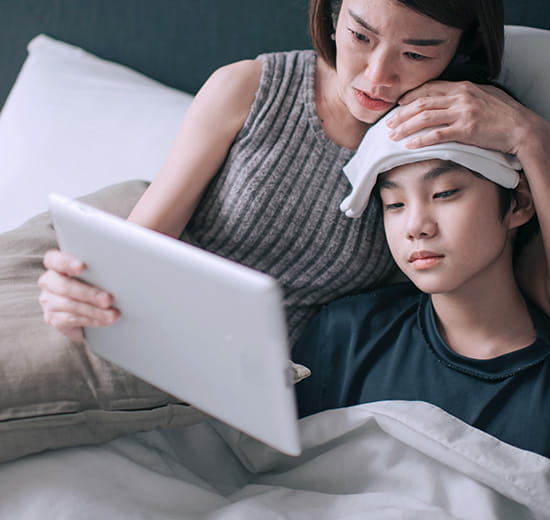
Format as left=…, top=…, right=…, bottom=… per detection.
left=293, top=109, right=550, bottom=458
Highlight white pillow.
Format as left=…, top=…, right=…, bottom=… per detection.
left=0, top=34, right=193, bottom=233
left=0, top=28, right=548, bottom=233
left=500, top=25, right=550, bottom=122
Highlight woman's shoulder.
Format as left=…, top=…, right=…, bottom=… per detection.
left=190, top=59, right=263, bottom=132
left=255, top=49, right=316, bottom=84
left=206, top=59, right=263, bottom=100
left=256, top=49, right=315, bottom=63
left=205, top=50, right=314, bottom=96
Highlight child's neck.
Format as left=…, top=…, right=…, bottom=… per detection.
left=431, top=275, right=535, bottom=360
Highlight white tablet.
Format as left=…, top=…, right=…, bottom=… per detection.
left=49, top=193, right=301, bottom=456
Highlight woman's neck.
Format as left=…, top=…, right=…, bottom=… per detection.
left=431, top=272, right=535, bottom=360
left=315, top=58, right=369, bottom=150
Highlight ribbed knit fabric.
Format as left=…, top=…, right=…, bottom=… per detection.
left=187, top=50, right=395, bottom=346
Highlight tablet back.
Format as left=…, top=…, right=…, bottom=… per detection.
left=49, top=193, right=301, bottom=456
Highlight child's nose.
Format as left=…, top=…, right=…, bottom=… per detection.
left=406, top=209, right=437, bottom=240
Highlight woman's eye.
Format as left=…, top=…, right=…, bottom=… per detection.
left=348, top=29, right=369, bottom=43
left=434, top=189, right=458, bottom=199
left=405, top=52, right=429, bottom=61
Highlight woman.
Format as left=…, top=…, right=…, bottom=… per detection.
left=38, top=0, right=550, bottom=344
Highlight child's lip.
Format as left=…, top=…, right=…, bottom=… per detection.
left=408, top=250, right=444, bottom=262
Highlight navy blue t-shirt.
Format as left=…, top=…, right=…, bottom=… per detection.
left=293, top=283, right=550, bottom=458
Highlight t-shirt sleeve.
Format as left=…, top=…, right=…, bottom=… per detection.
left=292, top=306, right=330, bottom=418
left=292, top=297, right=362, bottom=418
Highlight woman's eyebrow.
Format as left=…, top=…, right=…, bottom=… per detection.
left=348, top=10, right=447, bottom=46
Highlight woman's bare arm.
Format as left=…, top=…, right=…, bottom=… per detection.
left=512, top=113, right=550, bottom=313
left=39, top=59, right=263, bottom=338
left=129, top=59, right=262, bottom=236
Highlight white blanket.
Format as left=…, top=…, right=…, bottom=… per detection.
left=0, top=401, right=548, bottom=519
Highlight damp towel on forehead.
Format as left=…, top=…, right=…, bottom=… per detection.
left=340, top=108, right=522, bottom=219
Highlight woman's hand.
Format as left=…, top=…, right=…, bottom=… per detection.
left=386, top=79, right=550, bottom=318
left=385, top=80, right=536, bottom=157
left=38, top=250, right=120, bottom=341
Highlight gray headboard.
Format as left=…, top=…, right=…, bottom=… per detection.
left=0, top=0, right=549, bottom=109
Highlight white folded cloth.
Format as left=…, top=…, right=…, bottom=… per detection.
left=340, top=108, right=522, bottom=218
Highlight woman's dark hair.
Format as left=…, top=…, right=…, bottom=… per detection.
left=309, top=0, right=504, bottom=80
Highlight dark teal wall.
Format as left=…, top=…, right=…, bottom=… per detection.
left=0, top=0, right=548, bottom=108
left=505, top=0, right=550, bottom=30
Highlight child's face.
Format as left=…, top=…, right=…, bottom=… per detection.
left=379, top=159, right=514, bottom=295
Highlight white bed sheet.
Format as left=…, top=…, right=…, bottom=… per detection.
left=0, top=400, right=548, bottom=520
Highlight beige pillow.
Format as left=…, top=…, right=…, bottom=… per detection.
left=0, top=180, right=204, bottom=463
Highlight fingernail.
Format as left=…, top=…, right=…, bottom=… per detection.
left=70, top=260, right=83, bottom=270
left=100, top=310, right=115, bottom=323
left=96, top=292, right=110, bottom=308
left=386, top=118, right=395, bottom=128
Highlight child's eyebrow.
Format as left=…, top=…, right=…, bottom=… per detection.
left=378, top=177, right=398, bottom=190
left=378, top=162, right=462, bottom=190
left=423, top=162, right=462, bottom=181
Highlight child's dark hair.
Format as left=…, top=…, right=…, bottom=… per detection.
left=471, top=174, right=539, bottom=261
left=500, top=182, right=540, bottom=263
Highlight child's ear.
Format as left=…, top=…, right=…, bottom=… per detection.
left=508, top=174, right=535, bottom=230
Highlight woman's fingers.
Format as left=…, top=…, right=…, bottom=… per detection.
left=385, top=80, right=525, bottom=154
left=43, top=314, right=85, bottom=342
left=42, top=309, right=106, bottom=342
left=39, top=249, right=120, bottom=339
left=387, top=97, right=456, bottom=140
left=38, top=264, right=113, bottom=309
left=43, top=249, right=86, bottom=277
left=38, top=289, right=119, bottom=326
left=396, top=80, right=456, bottom=106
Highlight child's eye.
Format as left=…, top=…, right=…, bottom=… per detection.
left=348, top=29, right=370, bottom=43
left=384, top=202, right=404, bottom=210
left=433, top=189, right=458, bottom=199
left=405, top=52, right=430, bottom=61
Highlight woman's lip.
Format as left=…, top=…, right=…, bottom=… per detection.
left=353, top=88, right=394, bottom=111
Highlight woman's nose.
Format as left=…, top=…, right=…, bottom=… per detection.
left=363, top=50, right=398, bottom=88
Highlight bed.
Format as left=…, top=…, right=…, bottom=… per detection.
left=0, top=1, right=549, bottom=518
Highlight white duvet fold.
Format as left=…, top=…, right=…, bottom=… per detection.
left=0, top=401, right=548, bottom=520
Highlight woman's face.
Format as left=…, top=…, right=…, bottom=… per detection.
left=334, top=0, right=462, bottom=123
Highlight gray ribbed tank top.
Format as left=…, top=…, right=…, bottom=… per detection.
left=187, top=50, right=395, bottom=346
